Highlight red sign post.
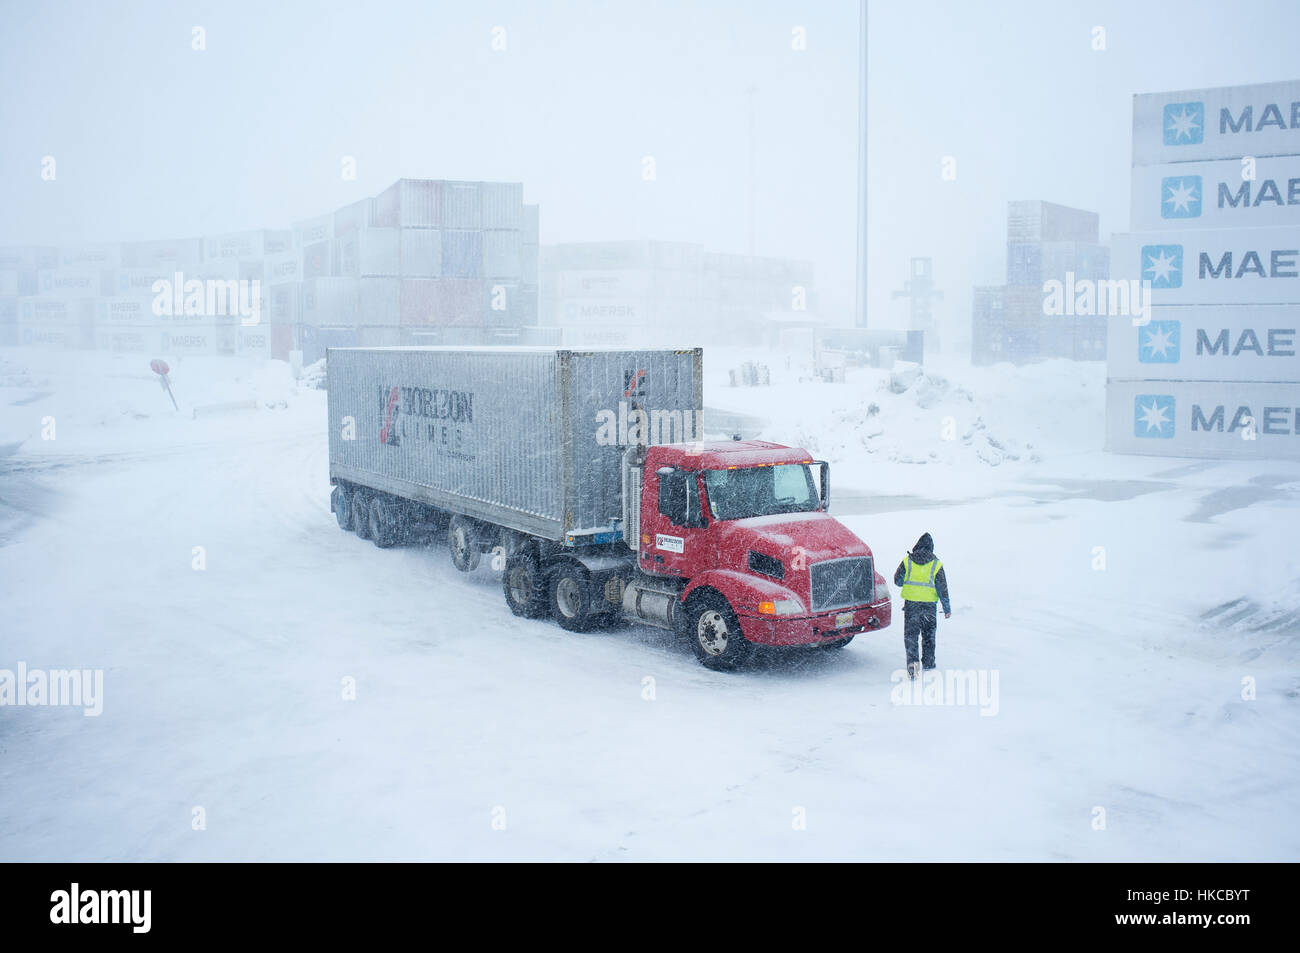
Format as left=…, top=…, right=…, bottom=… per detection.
left=150, top=359, right=178, bottom=411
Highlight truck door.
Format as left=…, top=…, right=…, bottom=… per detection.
left=640, top=465, right=710, bottom=578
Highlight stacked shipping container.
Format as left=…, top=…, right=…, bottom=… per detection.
left=971, top=201, right=1110, bottom=366
left=1107, top=79, right=1300, bottom=460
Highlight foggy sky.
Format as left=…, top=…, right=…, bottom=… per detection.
left=2, top=0, right=1298, bottom=342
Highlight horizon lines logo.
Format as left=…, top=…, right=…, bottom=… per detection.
left=1161, top=174, right=1202, bottom=219
left=1134, top=394, right=1176, bottom=439
left=1139, top=319, right=1181, bottom=364
left=1141, top=243, right=1183, bottom=289
left=1163, top=101, right=1204, bottom=145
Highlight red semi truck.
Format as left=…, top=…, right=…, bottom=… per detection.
left=327, top=347, right=891, bottom=669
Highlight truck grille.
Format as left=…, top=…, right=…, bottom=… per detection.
left=809, top=557, right=874, bottom=612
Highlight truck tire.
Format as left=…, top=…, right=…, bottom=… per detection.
left=447, top=515, right=480, bottom=572
left=548, top=562, right=598, bottom=632
left=352, top=490, right=372, bottom=540
left=684, top=592, right=753, bottom=670
left=332, top=485, right=353, bottom=532
left=368, top=496, right=398, bottom=549
left=503, top=553, right=548, bottom=618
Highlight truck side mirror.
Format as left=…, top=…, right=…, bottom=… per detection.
left=815, top=460, right=830, bottom=512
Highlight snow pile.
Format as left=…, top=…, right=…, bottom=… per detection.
left=705, top=346, right=1105, bottom=494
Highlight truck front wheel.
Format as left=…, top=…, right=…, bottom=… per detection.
left=549, top=563, right=597, bottom=632
left=685, top=593, right=753, bottom=670
left=503, top=553, right=548, bottom=618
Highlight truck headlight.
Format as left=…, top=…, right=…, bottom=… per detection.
left=757, top=597, right=804, bottom=616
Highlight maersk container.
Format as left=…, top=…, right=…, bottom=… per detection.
left=327, top=347, right=703, bottom=540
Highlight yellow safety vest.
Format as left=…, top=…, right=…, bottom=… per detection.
left=900, top=556, right=942, bottom=603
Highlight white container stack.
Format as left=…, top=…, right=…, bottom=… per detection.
left=1109, top=79, right=1300, bottom=459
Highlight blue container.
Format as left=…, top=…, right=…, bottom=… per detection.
left=441, top=230, right=483, bottom=278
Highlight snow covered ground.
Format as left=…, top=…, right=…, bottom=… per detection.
left=1, top=345, right=1297, bottom=861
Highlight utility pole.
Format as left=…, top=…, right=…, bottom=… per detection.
left=855, top=1, right=868, bottom=327
left=745, top=83, right=757, bottom=259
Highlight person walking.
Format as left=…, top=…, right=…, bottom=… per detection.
left=894, top=532, right=951, bottom=679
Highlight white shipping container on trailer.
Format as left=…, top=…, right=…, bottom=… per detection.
left=1133, top=80, right=1300, bottom=166
left=326, top=346, right=703, bottom=540
left=1107, top=379, right=1300, bottom=459
left=1111, top=227, right=1300, bottom=305
left=1108, top=304, right=1300, bottom=383
left=1131, top=155, right=1300, bottom=231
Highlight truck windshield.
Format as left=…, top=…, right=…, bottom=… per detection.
left=703, top=465, right=819, bottom=521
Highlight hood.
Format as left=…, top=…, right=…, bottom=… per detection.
left=909, top=532, right=935, bottom=564
left=717, top=511, right=870, bottom=564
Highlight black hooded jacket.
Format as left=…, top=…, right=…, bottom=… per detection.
left=893, top=532, right=951, bottom=613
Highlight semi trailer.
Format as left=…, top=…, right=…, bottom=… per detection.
left=326, top=346, right=891, bottom=668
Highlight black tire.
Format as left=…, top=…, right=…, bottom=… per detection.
left=331, top=485, right=353, bottom=532
left=823, top=634, right=855, bottom=650
left=368, top=496, right=398, bottom=548
left=684, top=592, right=753, bottom=670
left=503, top=553, right=549, bottom=618
left=352, top=490, right=372, bottom=540
left=447, top=515, right=481, bottom=572
left=548, top=562, right=598, bottom=632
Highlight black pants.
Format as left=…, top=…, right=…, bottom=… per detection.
left=903, top=603, right=938, bottom=669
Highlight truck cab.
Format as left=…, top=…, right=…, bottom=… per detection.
left=625, top=441, right=891, bottom=668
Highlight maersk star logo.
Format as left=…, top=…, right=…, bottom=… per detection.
left=1138, top=320, right=1180, bottom=363
left=1140, top=244, right=1183, bottom=289
left=1161, top=175, right=1202, bottom=219
left=1134, top=395, right=1176, bottom=439
left=1163, top=101, right=1204, bottom=145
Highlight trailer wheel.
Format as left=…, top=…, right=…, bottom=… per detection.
left=352, top=491, right=372, bottom=540
left=503, top=553, right=548, bottom=618
left=447, top=515, right=480, bottom=572
left=331, top=485, right=353, bottom=532
left=368, top=496, right=398, bottom=549
left=685, top=592, right=753, bottom=670
left=548, top=562, right=597, bottom=632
